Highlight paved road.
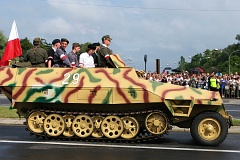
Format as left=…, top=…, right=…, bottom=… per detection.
left=0, top=95, right=10, bottom=106
left=0, top=125, right=239, bottom=160
left=227, top=105, right=240, bottom=119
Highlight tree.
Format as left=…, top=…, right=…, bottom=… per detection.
left=76, top=42, right=92, bottom=60
left=80, top=42, right=91, bottom=53
left=235, top=34, right=240, bottom=42
left=178, top=56, right=186, bottom=71
left=20, top=37, right=33, bottom=54
left=0, top=30, right=8, bottom=60
left=40, top=38, right=51, bottom=51
left=184, top=34, right=240, bottom=74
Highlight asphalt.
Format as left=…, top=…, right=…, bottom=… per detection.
left=0, top=94, right=239, bottom=133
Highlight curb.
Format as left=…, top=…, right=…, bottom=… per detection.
left=0, top=118, right=25, bottom=126
left=170, top=126, right=240, bottom=134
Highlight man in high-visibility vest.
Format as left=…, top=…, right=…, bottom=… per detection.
left=209, top=74, right=218, bottom=91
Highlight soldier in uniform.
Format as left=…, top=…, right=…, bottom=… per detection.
left=54, top=38, right=72, bottom=67
left=68, top=43, right=81, bottom=67
left=23, top=38, right=48, bottom=67
left=98, top=35, right=114, bottom=67
left=47, top=39, right=61, bottom=67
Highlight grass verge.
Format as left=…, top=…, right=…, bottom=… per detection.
left=0, top=106, right=19, bottom=118
left=232, top=118, right=240, bottom=126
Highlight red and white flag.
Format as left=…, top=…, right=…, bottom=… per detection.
left=0, top=20, right=22, bottom=66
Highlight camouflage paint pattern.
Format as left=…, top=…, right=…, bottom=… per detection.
left=0, top=55, right=228, bottom=118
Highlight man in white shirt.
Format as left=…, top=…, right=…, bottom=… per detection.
left=79, top=44, right=96, bottom=68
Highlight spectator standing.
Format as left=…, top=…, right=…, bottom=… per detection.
left=24, top=37, right=48, bottom=67
left=220, top=76, right=226, bottom=97
left=236, top=76, right=240, bottom=98
left=47, top=39, right=61, bottom=67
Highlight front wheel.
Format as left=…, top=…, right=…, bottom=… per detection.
left=190, top=112, right=228, bottom=146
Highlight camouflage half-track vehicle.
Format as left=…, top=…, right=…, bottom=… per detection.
left=0, top=54, right=232, bottom=146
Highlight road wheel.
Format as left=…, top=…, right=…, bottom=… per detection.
left=101, top=116, right=123, bottom=139
left=44, top=114, right=65, bottom=137
left=145, top=112, right=168, bottom=135
left=27, top=111, right=47, bottom=134
left=190, top=112, right=228, bottom=146
left=121, top=116, right=139, bottom=139
left=72, top=115, right=94, bottom=138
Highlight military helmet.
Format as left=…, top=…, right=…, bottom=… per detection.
left=102, top=35, right=112, bottom=42
left=33, top=37, right=41, bottom=44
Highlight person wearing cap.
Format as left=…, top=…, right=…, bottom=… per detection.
left=47, top=39, right=61, bottom=67
left=54, top=38, right=72, bottom=67
left=23, top=37, right=48, bottom=67
left=92, top=42, right=100, bottom=67
left=68, top=43, right=81, bottom=67
left=79, top=44, right=96, bottom=68
left=98, top=35, right=113, bottom=67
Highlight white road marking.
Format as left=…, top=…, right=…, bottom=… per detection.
left=227, top=110, right=240, bottom=112
left=0, top=140, right=240, bottom=153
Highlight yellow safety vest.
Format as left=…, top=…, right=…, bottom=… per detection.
left=210, top=78, right=217, bottom=88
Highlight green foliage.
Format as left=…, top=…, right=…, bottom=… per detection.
left=183, top=34, right=240, bottom=74
left=20, top=37, right=33, bottom=54
left=80, top=42, right=91, bottom=53
left=232, top=118, right=240, bottom=126
left=40, top=38, right=51, bottom=51
left=76, top=42, right=92, bottom=60
left=176, top=56, right=186, bottom=71
left=0, top=30, right=7, bottom=60
left=0, top=107, right=19, bottom=118
left=235, top=34, right=240, bottom=42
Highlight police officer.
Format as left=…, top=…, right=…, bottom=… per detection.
left=209, top=74, right=218, bottom=91
left=23, top=37, right=48, bottom=67
left=54, top=38, right=72, bottom=67
left=68, top=43, right=81, bottom=67
left=98, top=35, right=114, bottom=67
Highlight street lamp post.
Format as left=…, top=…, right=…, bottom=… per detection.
left=227, top=50, right=240, bottom=75
left=215, top=49, right=240, bottom=75
left=144, top=55, right=147, bottom=72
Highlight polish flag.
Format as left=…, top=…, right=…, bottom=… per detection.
left=0, top=20, right=22, bottom=66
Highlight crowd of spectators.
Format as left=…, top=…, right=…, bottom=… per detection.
left=144, top=70, right=240, bottom=99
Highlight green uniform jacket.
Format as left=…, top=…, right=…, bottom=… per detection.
left=24, top=47, right=48, bottom=67
left=98, top=45, right=113, bottom=67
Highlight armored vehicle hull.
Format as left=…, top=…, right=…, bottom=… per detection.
left=0, top=55, right=232, bottom=146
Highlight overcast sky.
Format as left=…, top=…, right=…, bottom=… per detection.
left=1, top=0, right=240, bottom=71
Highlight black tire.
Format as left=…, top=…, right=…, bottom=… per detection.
left=190, top=112, right=228, bottom=146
